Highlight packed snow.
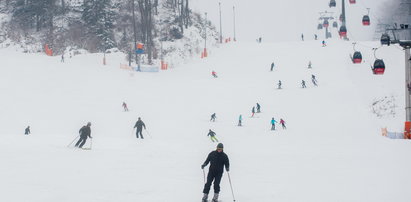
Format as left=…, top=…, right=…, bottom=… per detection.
left=0, top=39, right=410, bottom=202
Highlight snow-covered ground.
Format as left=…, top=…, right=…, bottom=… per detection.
left=0, top=39, right=410, bottom=202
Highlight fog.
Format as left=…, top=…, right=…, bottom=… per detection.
left=190, top=0, right=389, bottom=42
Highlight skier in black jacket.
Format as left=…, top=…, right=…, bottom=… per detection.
left=75, top=122, right=92, bottom=148
left=25, top=126, right=31, bottom=135
left=134, top=117, right=146, bottom=139
left=201, top=143, right=230, bottom=202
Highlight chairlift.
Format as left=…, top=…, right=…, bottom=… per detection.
left=353, top=51, right=362, bottom=64
left=323, top=19, right=329, bottom=28
left=372, top=59, right=385, bottom=75
left=318, top=23, right=323, bottom=30
left=362, top=9, right=371, bottom=26
left=351, top=43, right=362, bottom=64
left=339, top=26, right=347, bottom=38
left=329, top=0, right=336, bottom=7
left=372, top=48, right=385, bottom=75
left=380, top=33, right=390, bottom=46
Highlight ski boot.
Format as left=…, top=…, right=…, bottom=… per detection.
left=202, top=193, right=208, bottom=202
left=212, top=193, right=219, bottom=202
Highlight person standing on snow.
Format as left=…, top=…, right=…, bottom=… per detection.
left=270, top=62, right=275, bottom=71
left=301, top=33, right=304, bottom=41
left=201, top=143, right=230, bottom=202
left=238, top=114, right=243, bottom=126
left=322, top=40, right=327, bottom=47
left=134, top=117, right=146, bottom=139
left=256, top=103, right=261, bottom=113
left=314, top=34, right=318, bottom=40
left=212, top=71, right=218, bottom=78
left=311, top=74, right=318, bottom=86
left=278, top=80, right=282, bottom=89
left=75, top=122, right=92, bottom=148
left=207, top=129, right=218, bottom=142
left=25, top=126, right=31, bottom=135
left=61, top=54, right=65, bottom=63
left=301, top=80, right=307, bottom=88
left=271, top=118, right=277, bottom=130
left=122, top=102, right=129, bottom=112
left=308, top=61, right=312, bottom=69
left=210, top=113, right=217, bottom=122
left=280, top=119, right=287, bottom=129
left=251, top=106, right=256, bottom=117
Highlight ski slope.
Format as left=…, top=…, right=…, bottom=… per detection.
left=0, top=40, right=410, bottom=202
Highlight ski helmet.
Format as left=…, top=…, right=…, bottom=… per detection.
left=217, top=143, right=224, bottom=149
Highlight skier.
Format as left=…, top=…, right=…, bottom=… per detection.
left=251, top=106, right=255, bottom=117
left=280, top=118, right=287, bottom=129
left=134, top=117, right=146, bottom=139
left=201, top=143, right=230, bottom=202
left=122, top=102, right=129, bottom=111
left=278, top=80, right=282, bottom=89
left=212, top=71, right=218, bottom=78
left=75, top=122, right=92, bottom=148
left=301, top=33, right=304, bottom=41
left=308, top=61, right=312, bottom=69
left=301, top=80, right=307, bottom=88
left=314, top=34, right=318, bottom=40
left=322, top=40, right=327, bottom=47
left=311, top=74, right=318, bottom=86
left=270, top=62, right=275, bottom=71
left=271, top=118, right=277, bottom=130
left=210, top=113, right=216, bottom=122
left=61, top=54, right=65, bottom=63
left=256, top=103, right=261, bottom=113
left=238, top=114, right=242, bottom=126
left=25, top=126, right=31, bottom=135
left=207, top=129, right=218, bottom=142
left=258, top=37, right=262, bottom=43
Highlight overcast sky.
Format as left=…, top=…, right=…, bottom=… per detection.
left=190, top=0, right=389, bottom=42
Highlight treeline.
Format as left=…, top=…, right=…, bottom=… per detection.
left=0, top=0, right=198, bottom=63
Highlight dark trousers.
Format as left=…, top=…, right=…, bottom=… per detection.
left=203, top=170, right=223, bottom=194
left=136, top=129, right=144, bottom=139
left=271, top=124, right=276, bottom=130
left=282, top=123, right=286, bottom=129
left=75, top=136, right=87, bottom=148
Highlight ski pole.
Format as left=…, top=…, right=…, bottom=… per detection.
left=67, top=135, right=80, bottom=147
left=90, top=137, right=93, bottom=150
left=145, top=129, right=152, bottom=139
left=227, top=172, right=236, bottom=202
left=203, top=168, right=206, bottom=185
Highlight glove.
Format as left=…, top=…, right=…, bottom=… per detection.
left=201, top=164, right=206, bottom=169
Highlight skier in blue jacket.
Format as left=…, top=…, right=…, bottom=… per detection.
left=271, top=118, right=277, bottom=130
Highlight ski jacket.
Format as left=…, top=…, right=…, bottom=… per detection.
left=208, top=131, right=216, bottom=137
left=79, top=126, right=91, bottom=138
left=252, top=107, right=255, bottom=113
left=25, top=128, right=30, bottom=135
left=239, top=115, right=242, bottom=121
left=203, top=150, right=230, bottom=173
left=256, top=103, right=261, bottom=110
left=280, top=119, right=285, bottom=124
left=271, top=119, right=277, bottom=125
left=134, top=120, right=146, bottom=130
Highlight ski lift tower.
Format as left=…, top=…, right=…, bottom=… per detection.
left=318, top=11, right=334, bottom=39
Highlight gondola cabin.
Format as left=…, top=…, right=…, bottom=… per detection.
left=372, top=59, right=385, bottom=75
left=318, top=24, right=323, bottom=30
left=362, top=15, right=370, bottom=26
left=339, top=26, right=347, bottom=38
left=380, top=34, right=390, bottom=46
left=329, top=0, right=336, bottom=7
left=349, top=0, right=356, bottom=4
left=323, top=20, right=329, bottom=28
left=353, top=51, right=362, bottom=64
